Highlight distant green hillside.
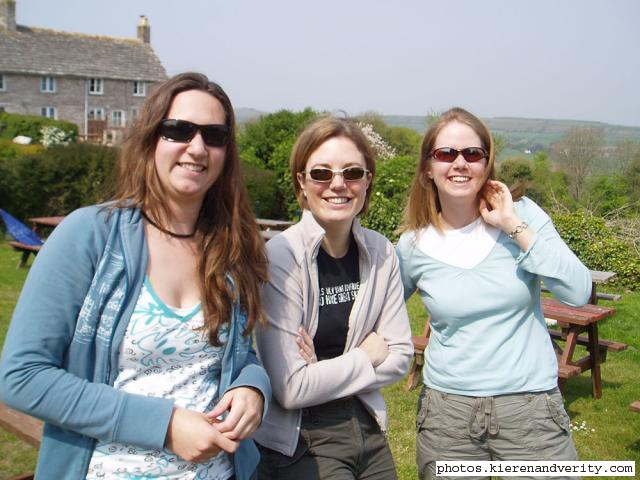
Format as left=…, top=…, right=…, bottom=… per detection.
left=383, top=115, right=640, bottom=153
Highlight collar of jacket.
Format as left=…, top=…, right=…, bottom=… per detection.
left=298, top=209, right=370, bottom=263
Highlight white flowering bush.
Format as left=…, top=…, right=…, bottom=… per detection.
left=40, top=126, right=73, bottom=148
left=356, top=122, right=397, bottom=161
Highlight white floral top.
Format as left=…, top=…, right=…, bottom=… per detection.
left=86, top=278, right=233, bottom=479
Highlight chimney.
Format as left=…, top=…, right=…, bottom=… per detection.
left=0, top=0, right=16, bottom=32
left=137, top=15, right=150, bottom=44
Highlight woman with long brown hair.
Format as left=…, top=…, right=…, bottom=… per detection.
left=397, top=107, right=590, bottom=479
left=0, top=72, right=270, bottom=479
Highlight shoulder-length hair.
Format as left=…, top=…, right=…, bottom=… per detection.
left=290, top=116, right=376, bottom=215
left=402, top=107, right=499, bottom=232
left=112, top=72, right=267, bottom=344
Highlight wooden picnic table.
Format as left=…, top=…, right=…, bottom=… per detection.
left=256, top=218, right=294, bottom=230
left=28, top=216, right=65, bottom=230
left=588, top=270, right=617, bottom=304
left=543, top=298, right=625, bottom=399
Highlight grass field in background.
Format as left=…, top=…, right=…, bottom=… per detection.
left=0, top=243, right=638, bottom=479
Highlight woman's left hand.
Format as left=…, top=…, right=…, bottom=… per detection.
left=479, top=180, right=520, bottom=232
left=206, top=387, right=264, bottom=441
left=296, top=326, right=318, bottom=364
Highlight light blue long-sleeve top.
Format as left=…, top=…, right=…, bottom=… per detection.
left=396, top=197, right=592, bottom=396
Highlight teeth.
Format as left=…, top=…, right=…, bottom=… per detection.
left=450, top=176, right=470, bottom=183
left=179, top=163, right=205, bottom=172
left=326, top=197, right=349, bottom=204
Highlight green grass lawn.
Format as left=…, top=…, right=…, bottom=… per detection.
left=0, top=243, right=638, bottom=479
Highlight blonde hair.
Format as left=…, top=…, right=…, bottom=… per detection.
left=112, top=72, right=267, bottom=344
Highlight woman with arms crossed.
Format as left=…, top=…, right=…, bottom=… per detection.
left=397, top=108, right=591, bottom=480
left=254, top=117, right=413, bottom=479
left=0, top=73, right=270, bottom=479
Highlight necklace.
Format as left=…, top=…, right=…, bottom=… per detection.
left=141, top=211, right=196, bottom=239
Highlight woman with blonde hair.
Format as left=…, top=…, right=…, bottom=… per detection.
left=397, top=107, right=590, bottom=479
left=0, top=72, right=270, bottom=479
left=255, top=117, right=413, bottom=479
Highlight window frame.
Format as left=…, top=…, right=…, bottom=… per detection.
left=133, top=80, right=146, bottom=97
left=40, top=76, right=56, bottom=93
left=88, top=107, right=105, bottom=121
left=0, top=74, right=6, bottom=91
left=41, top=106, right=56, bottom=119
left=88, top=78, right=104, bottom=95
left=110, top=109, right=125, bottom=127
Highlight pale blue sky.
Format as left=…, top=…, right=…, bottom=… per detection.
left=15, top=0, right=640, bottom=126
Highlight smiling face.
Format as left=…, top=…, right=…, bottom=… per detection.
left=154, top=89, right=226, bottom=210
left=427, top=121, right=488, bottom=207
left=297, top=136, right=371, bottom=233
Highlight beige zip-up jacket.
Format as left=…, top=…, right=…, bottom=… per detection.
left=254, top=210, right=413, bottom=456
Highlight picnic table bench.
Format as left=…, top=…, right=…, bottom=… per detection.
left=0, top=401, right=42, bottom=448
left=0, top=401, right=41, bottom=478
left=7, top=241, right=42, bottom=268
left=257, top=217, right=294, bottom=241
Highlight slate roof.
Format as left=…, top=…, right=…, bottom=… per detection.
left=0, top=25, right=167, bottom=81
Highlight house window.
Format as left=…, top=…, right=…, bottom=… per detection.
left=0, top=106, right=5, bottom=113
left=0, top=74, right=6, bottom=91
left=131, top=107, right=139, bottom=121
left=133, top=81, right=146, bottom=96
left=111, top=110, right=125, bottom=127
left=41, top=107, right=56, bottom=119
left=88, top=78, right=103, bottom=95
left=88, top=107, right=105, bottom=121
left=40, top=76, right=56, bottom=93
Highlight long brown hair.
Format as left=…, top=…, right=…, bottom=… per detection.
left=290, top=116, right=376, bottom=215
left=402, top=107, right=499, bottom=232
left=113, top=72, right=267, bottom=343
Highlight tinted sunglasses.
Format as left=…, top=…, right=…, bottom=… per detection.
left=430, top=147, right=487, bottom=163
left=158, top=119, right=229, bottom=147
left=302, top=167, right=370, bottom=182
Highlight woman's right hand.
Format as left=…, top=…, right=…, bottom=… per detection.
left=165, top=407, right=239, bottom=462
left=358, top=332, right=389, bottom=368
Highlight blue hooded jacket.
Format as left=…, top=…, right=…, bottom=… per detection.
left=0, top=205, right=271, bottom=479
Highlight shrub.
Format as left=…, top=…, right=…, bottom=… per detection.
left=2, top=143, right=116, bottom=220
left=552, top=212, right=640, bottom=290
left=0, top=112, right=78, bottom=144
left=40, top=126, right=74, bottom=148
left=241, top=162, right=281, bottom=219
left=361, top=155, right=417, bottom=242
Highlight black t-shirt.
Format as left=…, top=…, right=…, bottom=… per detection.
left=314, top=238, right=360, bottom=361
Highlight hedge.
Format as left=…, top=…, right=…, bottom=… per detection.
left=0, top=111, right=78, bottom=144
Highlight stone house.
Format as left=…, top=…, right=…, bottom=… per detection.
left=0, top=0, right=166, bottom=143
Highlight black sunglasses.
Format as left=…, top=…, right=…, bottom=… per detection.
left=302, top=167, right=370, bottom=182
left=430, top=147, right=487, bottom=163
left=158, top=119, right=229, bottom=147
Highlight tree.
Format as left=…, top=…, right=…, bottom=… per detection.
left=492, top=133, right=507, bottom=159
left=613, top=139, right=640, bottom=172
left=528, top=152, right=572, bottom=211
left=498, top=157, right=532, bottom=187
left=624, top=149, right=640, bottom=210
left=550, top=127, right=605, bottom=201
left=238, top=108, right=318, bottom=218
left=355, top=113, right=421, bottom=157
